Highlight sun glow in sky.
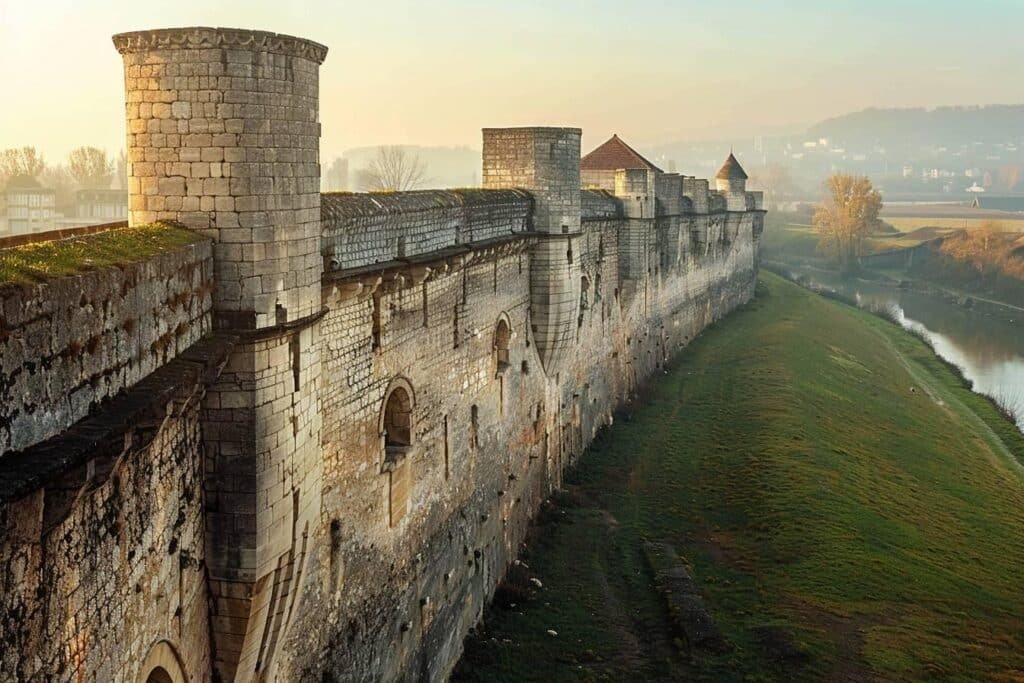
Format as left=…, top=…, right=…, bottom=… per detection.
left=2, top=0, right=1024, bottom=161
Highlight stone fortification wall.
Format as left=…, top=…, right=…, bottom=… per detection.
left=281, top=159, right=762, bottom=679
left=0, top=23, right=766, bottom=683
left=0, top=237, right=213, bottom=455
left=0, top=334, right=233, bottom=683
left=581, top=189, right=622, bottom=221
left=321, top=190, right=532, bottom=272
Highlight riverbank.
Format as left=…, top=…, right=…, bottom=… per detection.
left=454, top=272, right=1024, bottom=682
left=760, top=215, right=1024, bottom=312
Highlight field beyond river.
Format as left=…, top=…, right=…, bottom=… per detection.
left=454, top=272, right=1024, bottom=682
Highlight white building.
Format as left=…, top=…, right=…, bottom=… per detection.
left=0, top=175, right=57, bottom=236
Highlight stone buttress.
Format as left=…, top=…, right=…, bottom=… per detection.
left=481, top=128, right=583, bottom=376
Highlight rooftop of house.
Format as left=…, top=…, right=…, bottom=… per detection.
left=3, top=174, right=51, bottom=193
left=581, top=134, right=663, bottom=173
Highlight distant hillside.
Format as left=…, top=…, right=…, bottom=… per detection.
left=808, top=105, right=1024, bottom=147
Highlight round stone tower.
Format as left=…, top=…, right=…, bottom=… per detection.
left=113, top=27, right=328, bottom=329
left=482, top=127, right=583, bottom=374
left=113, top=28, right=329, bottom=681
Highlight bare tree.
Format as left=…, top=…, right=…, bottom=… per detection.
left=356, top=146, right=427, bottom=192
left=116, top=149, right=129, bottom=190
left=67, top=146, right=114, bottom=189
left=39, top=163, right=76, bottom=207
left=748, top=163, right=796, bottom=210
left=323, top=157, right=349, bottom=192
left=813, top=173, right=883, bottom=274
left=0, top=147, right=45, bottom=186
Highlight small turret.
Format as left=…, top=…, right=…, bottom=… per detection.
left=715, top=152, right=748, bottom=194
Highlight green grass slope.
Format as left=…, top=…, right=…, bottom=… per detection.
left=455, top=272, right=1024, bottom=682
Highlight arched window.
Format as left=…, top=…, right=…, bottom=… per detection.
left=382, top=386, right=412, bottom=462
left=147, top=669, right=174, bottom=683
left=380, top=379, right=415, bottom=528
left=137, top=641, right=187, bottom=683
left=494, top=318, right=511, bottom=373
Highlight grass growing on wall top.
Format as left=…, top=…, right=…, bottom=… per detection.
left=0, top=224, right=204, bottom=287
left=455, top=272, right=1024, bottom=682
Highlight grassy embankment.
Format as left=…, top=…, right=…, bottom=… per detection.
left=0, top=224, right=203, bottom=288
left=455, top=272, right=1024, bottom=682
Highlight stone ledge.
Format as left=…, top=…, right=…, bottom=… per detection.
left=321, top=189, right=532, bottom=221
left=0, top=332, right=236, bottom=507
left=112, top=27, right=328, bottom=64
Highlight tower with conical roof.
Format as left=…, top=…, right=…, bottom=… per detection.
left=716, top=153, right=750, bottom=211
left=715, top=153, right=748, bottom=193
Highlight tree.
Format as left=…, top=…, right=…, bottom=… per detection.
left=67, top=146, right=114, bottom=189
left=940, top=221, right=1005, bottom=276
left=0, top=147, right=45, bottom=186
left=355, top=146, right=427, bottom=192
left=116, top=149, right=128, bottom=190
left=323, top=157, right=349, bottom=192
left=996, top=165, right=1022, bottom=192
left=812, top=173, right=882, bottom=274
left=748, top=163, right=796, bottom=210
left=39, top=164, right=76, bottom=208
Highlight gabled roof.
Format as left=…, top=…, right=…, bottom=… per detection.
left=3, top=174, right=44, bottom=192
left=716, top=153, right=748, bottom=181
left=581, top=134, right=662, bottom=173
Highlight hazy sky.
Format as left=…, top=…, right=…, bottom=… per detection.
left=2, top=0, right=1024, bottom=163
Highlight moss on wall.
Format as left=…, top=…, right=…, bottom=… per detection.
left=0, top=224, right=204, bottom=287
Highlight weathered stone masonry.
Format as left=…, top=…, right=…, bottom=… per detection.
left=0, top=25, right=763, bottom=683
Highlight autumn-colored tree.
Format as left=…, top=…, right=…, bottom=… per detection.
left=0, top=147, right=45, bottom=186
left=813, top=174, right=883, bottom=273
left=355, top=146, right=427, bottom=192
left=67, top=146, right=114, bottom=189
left=940, top=221, right=1008, bottom=277
left=996, top=165, right=1022, bottom=192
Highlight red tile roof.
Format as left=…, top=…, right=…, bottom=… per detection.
left=581, top=134, right=663, bottom=173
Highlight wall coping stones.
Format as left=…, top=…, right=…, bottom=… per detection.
left=112, top=26, right=328, bottom=64
left=321, top=189, right=532, bottom=221
left=581, top=189, right=623, bottom=221
left=0, top=333, right=235, bottom=507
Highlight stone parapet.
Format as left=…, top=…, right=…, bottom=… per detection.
left=0, top=237, right=214, bottom=456
left=321, top=189, right=532, bottom=271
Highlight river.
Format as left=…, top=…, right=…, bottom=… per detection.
left=775, top=265, right=1024, bottom=433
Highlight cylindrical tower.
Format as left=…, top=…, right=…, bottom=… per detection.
left=482, top=127, right=583, bottom=374
left=113, top=28, right=328, bottom=682
left=113, top=27, right=327, bottom=329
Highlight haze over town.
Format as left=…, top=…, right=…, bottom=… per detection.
left=4, top=0, right=1024, bottom=162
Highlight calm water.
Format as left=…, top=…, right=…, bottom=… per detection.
left=782, top=266, right=1024, bottom=433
